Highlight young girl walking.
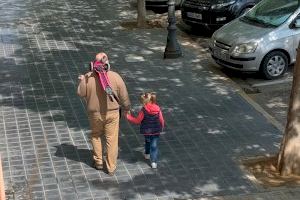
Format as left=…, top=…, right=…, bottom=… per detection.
left=126, top=92, right=165, bottom=169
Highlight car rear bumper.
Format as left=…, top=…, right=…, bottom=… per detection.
left=182, top=18, right=222, bottom=29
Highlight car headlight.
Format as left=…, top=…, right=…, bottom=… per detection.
left=211, top=1, right=236, bottom=10
left=209, top=38, right=216, bottom=48
left=232, top=42, right=258, bottom=55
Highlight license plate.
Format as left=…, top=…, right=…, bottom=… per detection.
left=187, top=12, right=202, bottom=20
left=213, top=48, right=227, bottom=60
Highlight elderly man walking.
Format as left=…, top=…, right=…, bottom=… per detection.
left=77, top=52, right=131, bottom=175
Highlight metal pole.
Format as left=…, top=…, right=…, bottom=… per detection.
left=164, top=0, right=182, bottom=59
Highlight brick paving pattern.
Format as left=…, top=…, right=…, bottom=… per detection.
left=0, top=0, right=293, bottom=199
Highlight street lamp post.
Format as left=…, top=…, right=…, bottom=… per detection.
left=164, top=0, right=182, bottom=59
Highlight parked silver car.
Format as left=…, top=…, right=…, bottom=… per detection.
left=209, top=0, right=300, bottom=79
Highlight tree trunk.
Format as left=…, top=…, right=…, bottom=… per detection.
left=277, top=42, right=300, bottom=176
left=137, top=0, right=147, bottom=28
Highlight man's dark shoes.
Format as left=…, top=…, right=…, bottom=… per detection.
left=94, top=162, right=103, bottom=170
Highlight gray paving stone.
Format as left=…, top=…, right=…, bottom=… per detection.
left=31, top=191, right=45, bottom=200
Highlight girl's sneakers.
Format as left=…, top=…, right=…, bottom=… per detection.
left=144, top=153, right=157, bottom=169
left=151, top=162, right=157, bottom=169
left=144, top=153, right=150, bottom=160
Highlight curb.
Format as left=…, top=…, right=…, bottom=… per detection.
left=237, top=89, right=284, bottom=132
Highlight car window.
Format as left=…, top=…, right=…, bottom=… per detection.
left=242, top=0, right=299, bottom=27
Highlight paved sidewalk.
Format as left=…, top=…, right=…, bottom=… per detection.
left=0, top=0, right=293, bottom=199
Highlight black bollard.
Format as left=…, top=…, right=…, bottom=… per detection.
left=164, top=0, right=182, bottom=59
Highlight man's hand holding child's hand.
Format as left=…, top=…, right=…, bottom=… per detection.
left=78, top=75, right=85, bottom=81
left=125, top=110, right=131, bottom=119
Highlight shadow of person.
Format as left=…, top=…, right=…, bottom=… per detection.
left=54, top=143, right=94, bottom=168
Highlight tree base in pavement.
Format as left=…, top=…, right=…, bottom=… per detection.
left=120, top=20, right=164, bottom=30
left=120, top=11, right=181, bottom=30
left=241, top=155, right=300, bottom=187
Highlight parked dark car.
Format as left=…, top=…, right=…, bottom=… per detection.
left=146, top=0, right=183, bottom=9
left=181, top=0, right=262, bottom=29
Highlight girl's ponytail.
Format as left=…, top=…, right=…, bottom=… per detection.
left=150, top=92, right=157, bottom=104
left=140, top=92, right=157, bottom=104
left=140, top=92, right=151, bottom=104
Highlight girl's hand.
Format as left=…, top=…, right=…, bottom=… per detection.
left=124, top=110, right=130, bottom=119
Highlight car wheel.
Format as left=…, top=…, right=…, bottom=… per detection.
left=260, top=51, right=288, bottom=80
left=239, top=7, right=251, bottom=16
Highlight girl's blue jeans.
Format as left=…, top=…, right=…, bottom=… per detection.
left=144, top=135, right=159, bottom=163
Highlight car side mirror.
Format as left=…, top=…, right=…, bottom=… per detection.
left=295, top=19, right=300, bottom=28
